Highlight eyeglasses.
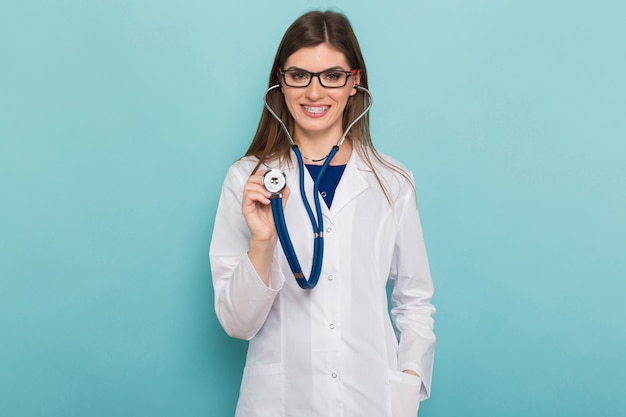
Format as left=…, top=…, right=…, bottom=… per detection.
left=279, top=68, right=358, bottom=88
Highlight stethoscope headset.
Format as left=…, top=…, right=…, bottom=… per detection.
left=261, top=81, right=373, bottom=289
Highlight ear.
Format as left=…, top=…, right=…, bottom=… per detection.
left=349, top=70, right=362, bottom=96
left=276, top=68, right=285, bottom=93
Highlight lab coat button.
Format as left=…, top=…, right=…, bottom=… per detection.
left=326, top=227, right=332, bottom=233
left=328, top=275, right=334, bottom=281
left=331, top=372, right=338, bottom=379
left=329, top=323, right=335, bottom=330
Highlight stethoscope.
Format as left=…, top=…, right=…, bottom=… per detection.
left=262, top=83, right=373, bottom=289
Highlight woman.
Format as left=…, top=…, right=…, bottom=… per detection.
left=210, top=10, right=435, bottom=417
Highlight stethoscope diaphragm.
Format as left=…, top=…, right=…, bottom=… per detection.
left=263, top=169, right=287, bottom=195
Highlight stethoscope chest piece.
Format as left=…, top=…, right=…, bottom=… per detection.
left=263, top=169, right=287, bottom=195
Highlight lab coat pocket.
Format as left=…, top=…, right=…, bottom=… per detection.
left=236, top=363, right=284, bottom=417
left=389, top=370, right=421, bottom=417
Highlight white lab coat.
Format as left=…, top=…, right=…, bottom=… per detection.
left=209, top=149, right=435, bottom=417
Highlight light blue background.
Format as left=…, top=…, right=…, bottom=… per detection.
left=1, top=1, right=624, bottom=416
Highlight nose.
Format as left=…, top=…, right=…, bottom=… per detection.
left=305, top=75, right=324, bottom=99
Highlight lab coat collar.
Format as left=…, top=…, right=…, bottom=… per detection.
left=283, top=148, right=371, bottom=218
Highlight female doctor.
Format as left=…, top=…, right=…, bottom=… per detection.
left=209, top=10, right=435, bottom=417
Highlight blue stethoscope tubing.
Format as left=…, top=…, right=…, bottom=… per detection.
left=263, top=83, right=373, bottom=289
left=269, top=145, right=338, bottom=289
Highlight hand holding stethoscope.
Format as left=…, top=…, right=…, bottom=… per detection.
left=242, top=170, right=291, bottom=285
left=243, top=169, right=292, bottom=242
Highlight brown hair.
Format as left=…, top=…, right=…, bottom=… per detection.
left=245, top=10, right=412, bottom=201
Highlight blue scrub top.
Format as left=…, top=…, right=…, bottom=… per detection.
left=305, top=164, right=347, bottom=208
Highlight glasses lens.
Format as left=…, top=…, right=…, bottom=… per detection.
left=319, top=70, right=347, bottom=87
left=284, top=70, right=311, bottom=87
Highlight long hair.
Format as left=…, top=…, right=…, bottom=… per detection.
left=246, top=10, right=413, bottom=201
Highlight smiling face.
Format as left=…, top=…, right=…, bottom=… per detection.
left=280, top=43, right=360, bottom=144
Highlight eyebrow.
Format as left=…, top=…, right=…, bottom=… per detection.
left=284, top=66, right=347, bottom=72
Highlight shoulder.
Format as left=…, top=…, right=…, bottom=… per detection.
left=227, top=156, right=287, bottom=175
left=217, top=157, right=259, bottom=195
left=222, top=155, right=288, bottom=188
left=371, top=151, right=412, bottom=175
left=354, top=148, right=415, bottom=200
left=227, top=156, right=259, bottom=176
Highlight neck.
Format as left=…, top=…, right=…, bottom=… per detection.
left=297, top=139, right=352, bottom=166
left=294, top=125, right=352, bottom=165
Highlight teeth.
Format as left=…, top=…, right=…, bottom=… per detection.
left=303, top=105, right=329, bottom=114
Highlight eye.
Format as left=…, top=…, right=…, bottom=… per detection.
left=321, top=71, right=346, bottom=85
left=290, top=71, right=309, bottom=81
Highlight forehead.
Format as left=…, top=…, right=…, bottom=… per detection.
left=284, top=43, right=350, bottom=70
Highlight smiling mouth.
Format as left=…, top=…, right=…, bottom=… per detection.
left=301, top=105, right=330, bottom=115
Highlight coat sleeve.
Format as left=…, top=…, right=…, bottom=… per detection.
left=209, top=164, right=286, bottom=340
left=389, top=178, right=436, bottom=401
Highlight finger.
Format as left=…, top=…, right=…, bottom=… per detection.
left=243, top=189, right=272, bottom=207
left=244, top=178, right=272, bottom=198
left=249, top=170, right=268, bottom=185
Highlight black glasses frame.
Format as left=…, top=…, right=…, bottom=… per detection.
left=279, top=68, right=359, bottom=88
